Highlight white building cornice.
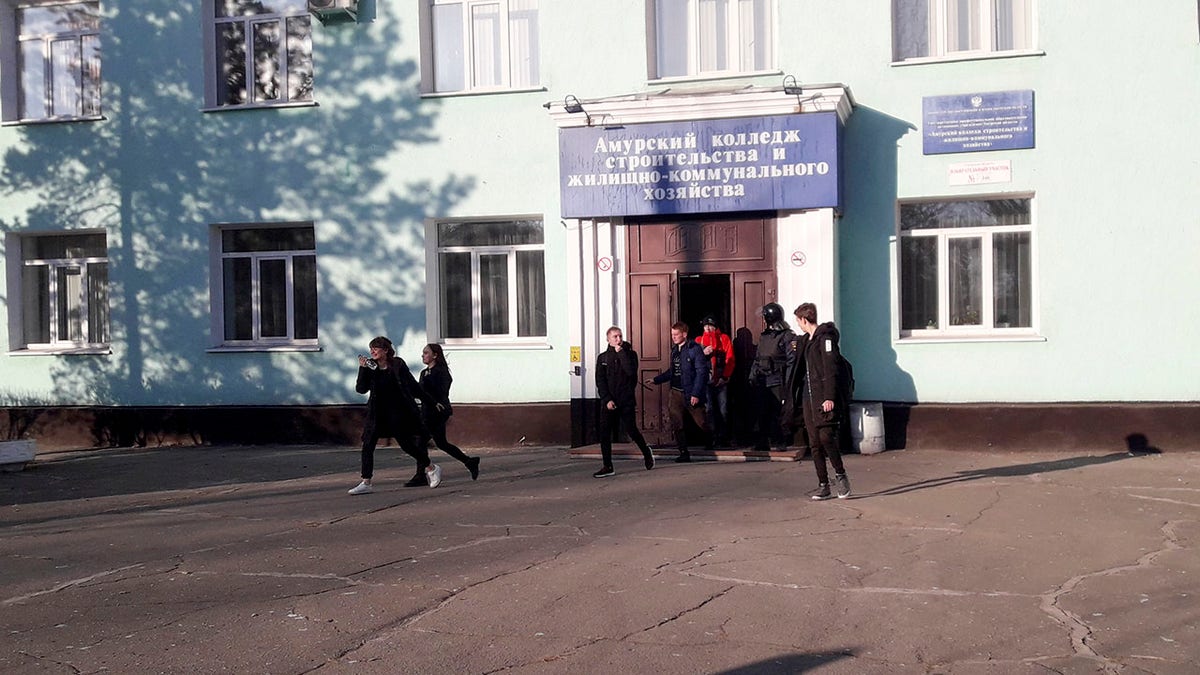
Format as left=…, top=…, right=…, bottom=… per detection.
left=545, top=83, right=855, bottom=128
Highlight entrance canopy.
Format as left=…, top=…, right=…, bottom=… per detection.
left=547, top=84, right=855, bottom=219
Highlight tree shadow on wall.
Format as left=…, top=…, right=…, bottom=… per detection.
left=0, top=2, right=474, bottom=445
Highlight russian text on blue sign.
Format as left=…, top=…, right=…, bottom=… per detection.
left=922, top=90, right=1035, bottom=155
left=559, top=113, right=842, bottom=218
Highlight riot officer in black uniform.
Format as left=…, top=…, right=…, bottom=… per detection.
left=748, top=303, right=797, bottom=452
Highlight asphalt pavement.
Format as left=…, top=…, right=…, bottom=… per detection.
left=2, top=444, right=1198, bottom=674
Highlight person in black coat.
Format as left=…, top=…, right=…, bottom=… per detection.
left=348, top=336, right=432, bottom=495
left=592, top=326, right=655, bottom=478
left=793, top=303, right=851, bottom=500
left=418, top=343, right=479, bottom=485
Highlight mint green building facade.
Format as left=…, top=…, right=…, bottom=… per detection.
left=1, top=1, right=1197, bottom=449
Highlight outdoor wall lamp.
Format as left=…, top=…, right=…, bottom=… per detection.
left=563, top=94, right=592, bottom=125
left=782, top=74, right=803, bottom=96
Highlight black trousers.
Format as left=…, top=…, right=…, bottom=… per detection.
left=421, top=412, right=471, bottom=465
left=598, top=404, right=653, bottom=467
left=803, top=420, right=845, bottom=485
left=753, top=383, right=787, bottom=449
left=361, top=432, right=429, bottom=480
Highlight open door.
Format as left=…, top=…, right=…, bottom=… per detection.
left=628, top=271, right=674, bottom=445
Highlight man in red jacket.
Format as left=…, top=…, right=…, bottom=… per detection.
left=696, top=315, right=735, bottom=448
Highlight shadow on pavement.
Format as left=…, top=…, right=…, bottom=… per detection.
left=715, top=650, right=854, bottom=673
left=860, top=451, right=1140, bottom=498
left=0, top=445, right=354, bottom=508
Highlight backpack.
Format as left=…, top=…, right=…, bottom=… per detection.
left=837, top=354, right=855, bottom=401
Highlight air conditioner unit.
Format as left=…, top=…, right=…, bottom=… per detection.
left=308, top=0, right=357, bottom=22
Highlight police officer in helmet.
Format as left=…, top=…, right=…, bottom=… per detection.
left=748, top=302, right=797, bottom=451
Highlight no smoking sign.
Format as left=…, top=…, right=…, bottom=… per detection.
left=790, top=251, right=807, bottom=267
left=597, top=256, right=613, bottom=272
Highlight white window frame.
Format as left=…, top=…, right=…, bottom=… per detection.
left=419, top=0, right=541, bottom=95
left=0, top=0, right=102, bottom=123
left=894, top=194, right=1040, bottom=342
left=201, top=0, right=315, bottom=110
left=5, top=230, right=110, bottom=353
left=892, top=0, right=1039, bottom=64
left=648, top=0, right=777, bottom=81
left=429, top=217, right=547, bottom=345
left=209, top=223, right=320, bottom=351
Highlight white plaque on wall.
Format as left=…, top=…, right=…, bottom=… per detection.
left=948, top=160, right=1012, bottom=186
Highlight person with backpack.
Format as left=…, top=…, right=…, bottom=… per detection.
left=793, top=303, right=852, bottom=500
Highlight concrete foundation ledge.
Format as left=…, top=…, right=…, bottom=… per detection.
left=570, top=443, right=803, bottom=462
left=0, top=439, right=37, bottom=472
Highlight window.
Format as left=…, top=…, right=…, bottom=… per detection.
left=0, top=1, right=101, bottom=122
left=894, top=0, right=1035, bottom=62
left=898, top=197, right=1034, bottom=337
left=423, top=0, right=540, bottom=94
left=435, top=219, right=546, bottom=342
left=651, top=0, right=774, bottom=79
left=11, top=232, right=109, bottom=350
left=211, top=0, right=312, bottom=107
left=215, top=224, right=318, bottom=346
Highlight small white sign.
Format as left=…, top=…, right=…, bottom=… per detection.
left=948, top=160, right=1012, bottom=186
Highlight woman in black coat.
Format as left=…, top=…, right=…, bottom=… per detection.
left=418, top=343, right=479, bottom=484
left=348, top=336, right=431, bottom=495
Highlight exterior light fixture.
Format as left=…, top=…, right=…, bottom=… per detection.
left=782, top=74, right=803, bottom=96
left=563, top=94, right=592, bottom=125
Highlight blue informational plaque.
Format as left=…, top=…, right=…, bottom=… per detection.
left=922, top=90, right=1035, bottom=155
left=559, top=112, right=842, bottom=218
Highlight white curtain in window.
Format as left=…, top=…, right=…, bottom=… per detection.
left=946, top=0, right=981, bottom=53
left=433, top=3, right=466, bottom=92
left=993, top=0, right=1031, bottom=50
left=508, top=0, right=538, bottom=87
left=470, top=3, right=501, bottom=88
left=21, top=42, right=47, bottom=118
left=697, top=0, right=728, bottom=72
left=738, top=0, right=770, bottom=71
left=894, top=0, right=930, bottom=60
left=656, top=0, right=689, bottom=77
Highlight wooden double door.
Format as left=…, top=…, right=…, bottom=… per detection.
left=626, top=216, right=778, bottom=447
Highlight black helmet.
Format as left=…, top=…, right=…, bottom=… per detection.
left=700, top=315, right=718, bottom=328
left=761, top=303, right=784, bottom=324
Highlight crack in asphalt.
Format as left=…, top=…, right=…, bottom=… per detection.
left=1036, top=519, right=1188, bottom=674
left=1, top=563, right=145, bottom=606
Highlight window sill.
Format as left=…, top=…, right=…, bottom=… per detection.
left=647, top=70, right=782, bottom=86
left=891, top=50, right=1045, bottom=67
left=1, top=115, right=106, bottom=127
left=8, top=346, right=112, bottom=355
left=439, top=341, right=552, bottom=351
left=895, top=333, right=1046, bottom=345
left=201, top=101, right=319, bottom=113
left=420, top=86, right=546, bottom=99
left=207, top=344, right=323, bottom=353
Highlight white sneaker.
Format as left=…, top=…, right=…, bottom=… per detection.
left=348, top=480, right=373, bottom=495
left=427, top=464, right=442, bottom=489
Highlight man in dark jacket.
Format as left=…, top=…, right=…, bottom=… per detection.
left=749, top=302, right=797, bottom=452
left=794, top=303, right=851, bottom=500
left=648, top=321, right=712, bottom=462
left=593, top=326, right=655, bottom=478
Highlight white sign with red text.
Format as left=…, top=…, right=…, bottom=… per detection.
left=948, top=160, right=1012, bottom=186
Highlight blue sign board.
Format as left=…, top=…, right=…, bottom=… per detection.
left=922, top=90, right=1035, bottom=155
left=559, top=112, right=842, bottom=218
